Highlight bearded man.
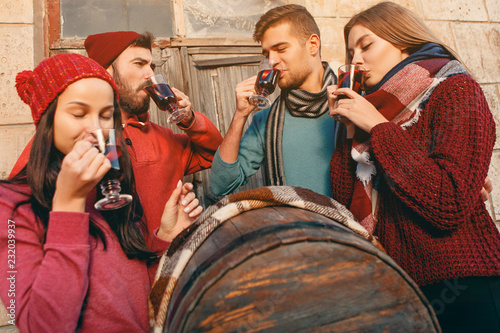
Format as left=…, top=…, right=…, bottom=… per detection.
left=84, top=31, right=222, bottom=235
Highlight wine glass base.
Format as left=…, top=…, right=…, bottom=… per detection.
left=167, top=108, right=191, bottom=124
left=249, top=95, right=271, bottom=110
left=94, top=194, right=133, bottom=211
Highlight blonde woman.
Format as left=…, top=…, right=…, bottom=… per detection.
left=328, top=2, right=500, bottom=331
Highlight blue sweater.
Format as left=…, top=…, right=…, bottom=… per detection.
left=209, top=106, right=337, bottom=197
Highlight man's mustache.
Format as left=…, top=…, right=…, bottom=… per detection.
left=138, top=80, right=152, bottom=91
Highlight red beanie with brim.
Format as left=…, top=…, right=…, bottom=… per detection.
left=84, top=31, right=142, bottom=68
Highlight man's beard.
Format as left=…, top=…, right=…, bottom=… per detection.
left=278, top=66, right=309, bottom=91
left=112, top=67, right=150, bottom=116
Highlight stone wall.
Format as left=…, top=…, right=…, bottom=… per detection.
left=0, top=0, right=37, bottom=181
left=0, top=0, right=37, bottom=330
left=0, top=0, right=499, bottom=330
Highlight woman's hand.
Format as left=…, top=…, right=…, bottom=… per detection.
left=158, top=181, right=203, bottom=242
left=52, top=140, right=111, bottom=212
left=328, top=87, right=389, bottom=133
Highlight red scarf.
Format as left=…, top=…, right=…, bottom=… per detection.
left=349, top=58, right=459, bottom=233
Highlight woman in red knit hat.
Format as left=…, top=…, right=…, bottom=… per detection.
left=328, top=2, right=500, bottom=332
left=0, top=53, right=201, bottom=332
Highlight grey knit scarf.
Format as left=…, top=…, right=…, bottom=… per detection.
left=264, top=61, right=337, bottom=186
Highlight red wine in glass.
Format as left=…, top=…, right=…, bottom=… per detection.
left=145, top=74, right=190, bottom=124
left=92, top=129, right=132, bottom=211
left=337, top=65, right=366, bottom=100
left=249, top=59, right=281, bottom=110
left=104, top=142, right=122, bottom=176
left=145, top=83, right=177, bottom=112
left=255, top=68, right=281, bottom=96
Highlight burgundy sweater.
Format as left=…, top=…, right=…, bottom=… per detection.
left=0, top=183, right=168, bottom=332
left=330, top=74, right=500, bottom=286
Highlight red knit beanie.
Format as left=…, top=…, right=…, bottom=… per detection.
left=10, top=53, right=119, bottom=179
left=84, top=31, right=142, bottom=68
left=15, top=53, right=119, bottom=128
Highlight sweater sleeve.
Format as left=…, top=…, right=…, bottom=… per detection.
left=209, top=110, right=268, bottom=196
left=330, top=138, right=357, bottom=207
left=370, top=74, right=495, bottom=230
left=181, top=112, right=223, bottom=175
left=147, top=228, right=170, bottom=284
left=0, top=201, right=91, bottom=332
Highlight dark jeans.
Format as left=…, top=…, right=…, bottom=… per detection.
left=420, top=276, right=500, bottom=333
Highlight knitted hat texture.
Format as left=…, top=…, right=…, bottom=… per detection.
left=15, top=53, right=118, bottom=127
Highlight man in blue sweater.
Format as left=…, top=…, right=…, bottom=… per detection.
left=209, top=4, right=339, bottom=197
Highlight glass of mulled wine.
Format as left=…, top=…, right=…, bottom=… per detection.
left=89, top=128, right=133, bottom=211
left=337, top=64, right=366, bottom=99
left=144, top=74, right=190, bottom=124
left=249, top=59, right=281, bottom=110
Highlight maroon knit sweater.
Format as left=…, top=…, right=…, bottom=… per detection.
left=330, top=74, right=500, bottom=286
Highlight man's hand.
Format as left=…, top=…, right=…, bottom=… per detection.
left=171, top=87, right=195, bottom=127
left=218, top=76, right=258, bottom=164
left=235, top=76, right=258, bottom=118
left=481, top=177, right=493, bottom=202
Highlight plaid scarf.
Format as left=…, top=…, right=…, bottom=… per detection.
left=148, top=186, right=382, bottom=332
left=350, top=58, right=467, bottom=233
left=264, top=62, right=337, bottom=186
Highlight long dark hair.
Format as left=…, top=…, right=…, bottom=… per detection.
left=6, top=95, right=158, bottom=261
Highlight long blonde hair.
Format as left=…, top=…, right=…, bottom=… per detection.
left=344, top=2, right=463, bottom=65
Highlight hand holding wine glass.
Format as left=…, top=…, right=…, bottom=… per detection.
left=52, top=140, right=111, bottom=213
left=145, top=74, right=191, bottom=124
left=332, top=64, right=366, bottom=122
left=330, top=85, right=389, bottom=134
left=248, top=59, right=282, bottom=110
left=168, top=87, right=195, bottom=126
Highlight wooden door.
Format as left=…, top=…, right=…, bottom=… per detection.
left=150, top=46, right=279, bottom=207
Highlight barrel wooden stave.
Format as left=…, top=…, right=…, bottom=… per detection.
left=185, top=243, right=426, bottom=332
left=165, top=206, right=439, bottom=333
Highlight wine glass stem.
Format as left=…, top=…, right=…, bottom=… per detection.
left=101, top=179, right=122, bottom=199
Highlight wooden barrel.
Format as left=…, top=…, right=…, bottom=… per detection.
left=164, top=206, right=440, bottom=333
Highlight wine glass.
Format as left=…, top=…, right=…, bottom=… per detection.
left=249, top=59, right=282, bottom=110
left=90, top=128, right=133, bottom=210
left=334, top=64, right=366, bottom=121
left=144, top=74, right=190, bottom=124
left=337, top=64, right=366, bottom=99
